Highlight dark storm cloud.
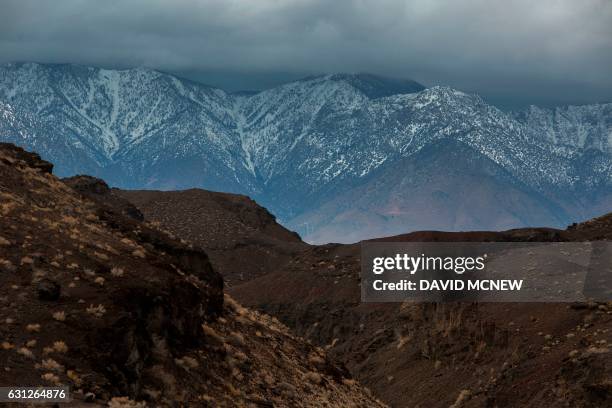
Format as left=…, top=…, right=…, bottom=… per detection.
left=0, top=0, right=611, bottom=106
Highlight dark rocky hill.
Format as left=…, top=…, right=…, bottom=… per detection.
left=0, top=143, right=384, bottom=407
left=117, top=189, right=306, bottom=286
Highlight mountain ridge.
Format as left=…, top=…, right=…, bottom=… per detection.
left=0, top=62, right=610, bottom=242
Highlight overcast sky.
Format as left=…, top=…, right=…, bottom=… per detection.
left=1, top=0, right=611, bottom=108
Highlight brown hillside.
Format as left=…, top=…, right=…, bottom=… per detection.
left=120, top=182, right=612, bottom=407
left=231, top=221, right=612, bottom=407
left=0, top=143, right=384, bottom=407
left=118, top=189, right=307, bottom=286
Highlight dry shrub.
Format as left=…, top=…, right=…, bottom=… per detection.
left=132, top=249, right=146, bottom=258
left=228, top=332, right=245, bottom=347
left=41, top=372, right=61, bottom=385
left=108, top=397, right=147, bottom=408
left=308, top=353, right=325, bottom=367
left=67, top=370, right=82, bottom=386
left=111, top=267, right=125, bottom=277
left=202, top=325, right=225, bottom=346
left=17, top=347, right=34, bottom=359
left=305, top=371, right=322, bottom=384
left=26, top=323, right=41, bottom=332
left=175, top=356, right=200, bottom=370
left=20, top=256, right=34, bottom=265
left=451, top=389, right=471, bottom=408
left=41, top=358, right=63, bottom=372
left=52, top=311, right=66, bottom=321
left=86, top=304, right=106, bottom=317
left=44, top=341, right=68, bottom=355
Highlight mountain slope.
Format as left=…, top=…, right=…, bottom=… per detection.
left=0, top=63, right=257, bottom=194
left=116, top=188, right=307, bottom=285
left=0, top=143, right=384, bottom=407
left=287, top=138, right=572, bottom=243
left=0, top=62, right=610, bottom=242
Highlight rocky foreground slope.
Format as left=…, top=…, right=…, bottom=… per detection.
left=0, top=143, right=384, bottom=407
left=122, top=187, right=612, bottom=407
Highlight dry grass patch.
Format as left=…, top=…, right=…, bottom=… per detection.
left=52, top=311, right=66, bottom=322
left=17, top=347, right=34, bottom=359
left=40, top=358, right=63, bottom=372
left=86, top=304, right=106, bottom=318
left=26, top=323, right=41, bottom=332
left=111, top=267, right=125, bottom=277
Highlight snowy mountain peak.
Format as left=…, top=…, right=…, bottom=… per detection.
left=323, top=73, right=425, bottom=98
left=0, top=63, right=610, bottom=242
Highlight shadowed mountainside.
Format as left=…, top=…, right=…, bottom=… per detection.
left=117, top=189, right=306, bottom=286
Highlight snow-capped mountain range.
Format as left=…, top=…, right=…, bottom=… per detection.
left=0, top=63, right=610, bottom=242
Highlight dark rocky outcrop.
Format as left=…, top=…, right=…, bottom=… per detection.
left=63, top=175, right=144, bottom=221
left=0, top=142, right=53, bottom=173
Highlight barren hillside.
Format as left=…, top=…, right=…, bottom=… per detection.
left=0, top=143, right=384, bottom=407
left=123, top=184, right=612, bottom=407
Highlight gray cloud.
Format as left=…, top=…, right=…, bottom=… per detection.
left=1, top=0, right=611, bottom=107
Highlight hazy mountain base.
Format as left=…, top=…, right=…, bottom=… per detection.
left=287, top=139, right=586, bottom=243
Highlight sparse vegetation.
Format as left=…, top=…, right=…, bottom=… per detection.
left=86, top=304, right=106, bottom=317
left=111, top=267, right=125, bottom=277
left=0, top=145, right=409, bottom=406
left=40, top=358, right=63, bottom=372
left=25, top=323, right=41, bottom=332
left=52, top=311, right=66, bottom=321
left=17, top=347, right=34, bottom=359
